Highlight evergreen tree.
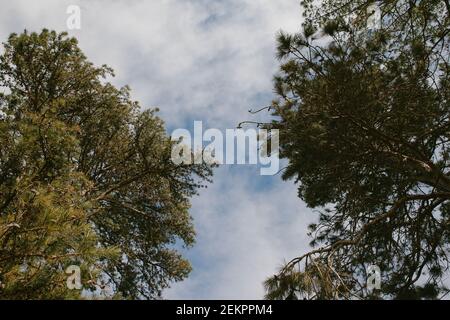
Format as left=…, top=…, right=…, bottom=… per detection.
left=265, top=0, right=450, bottom=299
left=0, top=30, right=212, bottom=299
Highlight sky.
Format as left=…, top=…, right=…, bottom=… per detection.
left=0, top=0, right=316, bottom=299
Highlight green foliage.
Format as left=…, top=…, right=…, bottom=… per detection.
left=266, top=1, right=450, bottom=300
left=0, top=30, right=212, bottom=299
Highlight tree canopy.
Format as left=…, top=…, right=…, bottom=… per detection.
left=265, top=0, right=450, bottom=299
left=0, top=30, right=211, bottom=299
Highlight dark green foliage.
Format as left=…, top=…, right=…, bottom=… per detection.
left=0, top=30, right=212, bottom=299
left=265, top=1, right=450, bottom=300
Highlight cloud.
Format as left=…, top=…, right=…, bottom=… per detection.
left=1, top=0, right=303, bottom=128
left=166, top=167, right=313, bottom=299
left=0, top=0, right=315, bottom=299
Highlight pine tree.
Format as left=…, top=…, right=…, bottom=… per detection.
left=0, top=30, right=212, bottom=299
left=265, top=0, right=450, bottom=299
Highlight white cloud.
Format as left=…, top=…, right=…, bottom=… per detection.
left=1, top=0, right=303, bottom=128
left=166, top=167, right=313, bottom=299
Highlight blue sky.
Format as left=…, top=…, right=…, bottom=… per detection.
left=0, top=0, right=316, bottom=299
